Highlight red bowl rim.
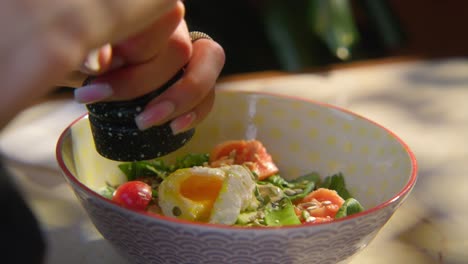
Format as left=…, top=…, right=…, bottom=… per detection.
left=56, top=90, right=418, bottom=231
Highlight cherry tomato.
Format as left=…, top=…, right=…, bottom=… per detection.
left=112, top=181, right=152, bottom=211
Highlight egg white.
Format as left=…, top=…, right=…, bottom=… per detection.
left=209, top=165, right=258, bottom=224
left=158, top=165, right=258, bottom=225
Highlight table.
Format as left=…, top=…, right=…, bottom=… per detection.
left=1, top=57, right=467, bottom=264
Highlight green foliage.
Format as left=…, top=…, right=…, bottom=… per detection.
left=261, top=0, right=403, bottom=70
left=335, top=198, right=365, bottom=218
left=118, top=153, right=209, bottom=181
left=264, top=197, right=301, bottom=226
left=320, top=172, right=352, bottom=200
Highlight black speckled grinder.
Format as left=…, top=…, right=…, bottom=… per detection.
left=85, top=71, right=194, bottom=161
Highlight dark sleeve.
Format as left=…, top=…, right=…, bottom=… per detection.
left=0, top=160, right=46, bottom=264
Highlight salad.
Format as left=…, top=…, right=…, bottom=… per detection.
left=99, top=140, right=364, bottom=226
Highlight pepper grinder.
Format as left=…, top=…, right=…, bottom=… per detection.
left=84, top=70, right=194, bottom=161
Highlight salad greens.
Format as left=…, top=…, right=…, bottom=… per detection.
left=335, top=198, right=365, bottom=219
left=320, top=172, right=352, bottom=200
left=259, top=172, right=321, bottom=202
left=240, top=171, right=364, bottom=226
left=110, top=152, right=364, bottom=227
left=118, top=153, right=209, bottom=181
left=99, top=186, right=116, bottom=200
left=264, top=197, right=301, bottom=226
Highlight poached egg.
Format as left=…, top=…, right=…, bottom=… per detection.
left=158, top=165, right=258, bottom=225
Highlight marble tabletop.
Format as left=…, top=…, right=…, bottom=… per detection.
left=1, top=58, right=467, bottom=264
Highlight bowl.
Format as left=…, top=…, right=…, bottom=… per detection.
left=56, top=90, right=417, bottom=264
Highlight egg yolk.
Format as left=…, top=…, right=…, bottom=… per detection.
left=179, top=175, right=224, bottom=221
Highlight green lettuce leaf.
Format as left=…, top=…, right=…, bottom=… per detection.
left=290, top=172, right=322, bottom=186
left=98, top=186, right=116, bottom=199
left=264, top=197, right=301, bottom=226
left=259, top=174, right=292, bottom=188
left=118, top=160, right=170, bottom=181
left=287, top=172, right=321, bottom=201
left=335, top=198, right=364, bottom=219
left=173, top=153, right=209, bottom=170
left=259, top=172, right=321, bottom=202
left=320, top=172, right=352, bottom=200
left=118, top=153, right=209, bottom=182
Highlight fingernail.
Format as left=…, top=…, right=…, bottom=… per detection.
left=135, top=101, right=175, bottom=130
left=170, top=112, right=196, bottom=135
left=83, top=48, right=101, bottom=72
left=74, top=83, right=113, bottom=104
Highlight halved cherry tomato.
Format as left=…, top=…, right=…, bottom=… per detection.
left=112, top=181, right=152, bottom=211
left=209, top=139, right=279, bottom=180
left=294, top=188, right=345, bottom=223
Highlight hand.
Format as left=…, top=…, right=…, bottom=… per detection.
left=0, top=0, right=214, bottom=128
left=75, top=4, right=225, bottom=134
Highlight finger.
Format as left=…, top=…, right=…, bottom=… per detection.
left=79, top=2, right=184, bottom=75
left=170, top=88, right=215, bottom=135
left=70, top=0, right=181, bottom=48
left=112, top=1, right=185, bottom=64
left=99, top=0, right=181, bottom=45
left=0, top=0, right=181, bottom=126
left=76, top=21, right=192, bottom=103
left=134, top=38, right=225, bottom=130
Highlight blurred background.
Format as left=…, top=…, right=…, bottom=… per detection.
left=185, top=0, right=468, bottom=75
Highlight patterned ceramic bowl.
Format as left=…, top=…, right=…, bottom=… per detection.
left=56, top=90, right=417, bottom=264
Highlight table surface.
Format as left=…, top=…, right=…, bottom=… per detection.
left=1, top=57, right=467, bottom=264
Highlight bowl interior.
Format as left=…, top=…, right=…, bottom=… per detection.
left=61, top=90, right=415, bottom=210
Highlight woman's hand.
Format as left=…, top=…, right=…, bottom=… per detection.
left=75, top=3, right=225, bottom=134
left=0, top=0, right=225, bottom=133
